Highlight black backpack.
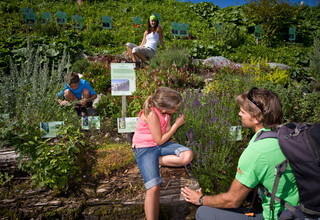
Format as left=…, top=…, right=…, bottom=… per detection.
left=254, top=123, right=320, bottom=219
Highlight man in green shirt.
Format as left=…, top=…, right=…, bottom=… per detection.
left=181, top=88, right=299, bottom=220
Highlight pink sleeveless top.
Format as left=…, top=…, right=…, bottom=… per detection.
left=132, top=107, right=169, bottom=148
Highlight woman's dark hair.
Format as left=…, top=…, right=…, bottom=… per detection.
left=236, top=88, right=283, bottom=129
left=147, top=18, right=159, bottom=34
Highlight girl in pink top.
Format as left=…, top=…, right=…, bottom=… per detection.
left=132, top=87, right=193, bottom=220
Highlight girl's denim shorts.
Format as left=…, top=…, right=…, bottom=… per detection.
left=134, top=141, right=191, bottom=190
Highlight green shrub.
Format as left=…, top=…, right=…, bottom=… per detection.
left=149, top=47, right=190, bottom=71
left=0, top=41, right=88, bottom=190
left=310, top=37, right=320, bottom=82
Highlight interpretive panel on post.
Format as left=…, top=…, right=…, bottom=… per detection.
left=42, top=12, right=52, bottom=23
left=81, top=116, right=100, bottom=130
left=229, top=126, right=242, bottom=141
left=117, top=117, right=138, bottom=133
left=102, top=16, right=112, bottom=29
left=40, top=121, right=64, bottom=138
left=133, top=17, right=142, bottom=29
left=254, top=26, right=262, bottom=39
left=57, top=11, right=67, bottom=25
left=111, top=63, right=136, bottom=96
left=289, top=27, right=296, bottom=41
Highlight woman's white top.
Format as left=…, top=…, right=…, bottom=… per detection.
left=143, top=32, right=159, bottom=51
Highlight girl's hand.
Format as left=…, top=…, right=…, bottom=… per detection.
left=174, top=113, right=185, bottom=127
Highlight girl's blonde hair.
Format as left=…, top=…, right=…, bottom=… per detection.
left=143, top=87, right=182, bottom=116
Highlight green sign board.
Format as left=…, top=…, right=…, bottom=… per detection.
left=82, top=116, right=100, bottom=130
left=289, top=27, right=296, bottom=41
left=117, top=117, right=138, bottom=133
left=72, top=15, right=83, bottom=29
left=111, top=63, right=136, bottom=96
left=42, top=12, right=52, bottom=24
left=22, top=8, right=33, bottom=20
left=171, top=22, right=189, bottom=37
left=133, top=16, right=142, bottom=29
left=215, top=24, right=222, bottom=30
left=25, top=12, right=38, bottom=26
left=102, top=16, right=112, bottom=29
left=152, top=13, right=161, bottom=25
left=40, top=121, right=64, bottom=138
left=57, top=11, right=67, bottom=25
left=254, top=26, right=262, bottom=39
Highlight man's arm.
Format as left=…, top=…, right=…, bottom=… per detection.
left=181, top=178, right=251, bottom=209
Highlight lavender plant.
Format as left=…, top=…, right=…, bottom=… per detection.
left=174, top=89, right=242, bottom=193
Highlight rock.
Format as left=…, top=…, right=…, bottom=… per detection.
left=93, top=94, right=104, bottom=108
left=203, top=56, right=232, bottom=68
left=266, top=63, right=290, bottom=70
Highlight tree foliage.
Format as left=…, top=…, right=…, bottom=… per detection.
left=244, top=0, right=301, bottom=44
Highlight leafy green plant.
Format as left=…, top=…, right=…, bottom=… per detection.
left=0, top=172, right=14, bottom=186
left=244, top=0, right=301, bottom=45
left=310, top=37, right=320, bottom=82
left=149, top=47, right=190, bottom=71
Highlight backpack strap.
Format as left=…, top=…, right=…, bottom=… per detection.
left=259, top=160, right=298, bottom=218
left=254, top=130, right=278, bottom=142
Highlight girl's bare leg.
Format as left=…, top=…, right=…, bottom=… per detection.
left=145, top=184, right=160, bottom=220
left=126, top=46, right=136, bottom=62
left=159, top=151, right=193, bottom=167
left=134, top=52, right=148, bottom=62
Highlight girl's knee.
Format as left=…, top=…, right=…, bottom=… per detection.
left=64, top=89, right=73, bottom=98
left=181, top=151, right=193, bottom=164
left=146, top=184, right=160, bottom=194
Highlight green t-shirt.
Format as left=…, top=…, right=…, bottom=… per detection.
left=236, top=128, right=299, bottom=220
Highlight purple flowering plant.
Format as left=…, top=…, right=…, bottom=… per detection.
left=173, top=88, right=242, bottom=193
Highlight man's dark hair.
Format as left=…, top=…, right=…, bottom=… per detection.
left=236, top=88, right=283, bottom=129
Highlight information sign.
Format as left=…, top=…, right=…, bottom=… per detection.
left=111, top=63, right=136, bottom=96
left=289, top=27, right=296, bottom=41
left=82, top=116, right=100, bottom=130
left=117, top=117, right=138, bottom=133
left=254, top=26, right=262, bottom=39
left=40, top=121, right=64, bottom=138
left=171, top=22, right=189, bottom=37
left=133, top=17, right=142, bottom=29
left=42, top=12, right=52, bottom=23
left=25, top=12, right=38, bottom=25
left=229, top=126, right=242, bottom=141
left=57, top=11, right=67, bottom=25
left=102, top=16, right=112, bottom=29
left=72, top=15, right=83, bottom=29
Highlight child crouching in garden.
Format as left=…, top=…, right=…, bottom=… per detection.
left=132, top=87, right=193, bottom=220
